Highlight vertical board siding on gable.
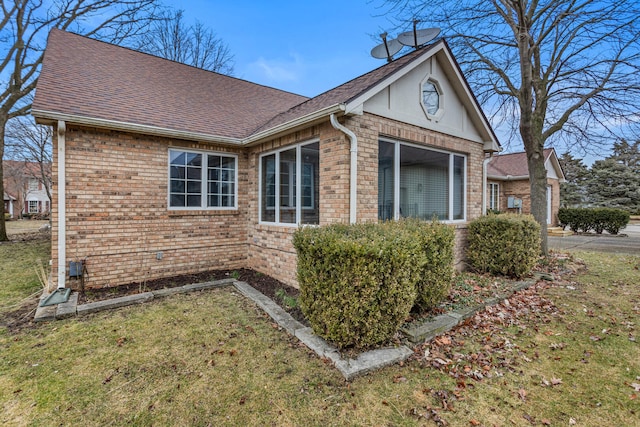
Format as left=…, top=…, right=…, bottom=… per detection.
left=50, top=125, right=248, bottom=289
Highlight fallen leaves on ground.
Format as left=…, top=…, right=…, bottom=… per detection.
left=410, top=282, right=560, bottom=384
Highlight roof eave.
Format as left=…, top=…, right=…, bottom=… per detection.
left=243, top=103, right=346, bottom=146
left=32, top=110, right=244, bottom=146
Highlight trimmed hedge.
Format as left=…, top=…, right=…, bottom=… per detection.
left=400, top=219, right=454, bottom=311
left=467, top=214, right=540, bottom=278
left=558, top=207, right=630, bottom=234
left=293, top=219, right=453, bottom=349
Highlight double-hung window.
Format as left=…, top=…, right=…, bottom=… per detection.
left=378, top=139, right=466, bottom=222
left=169, top=149, right=237, bottom=209
left=260, top=141, right=319, bottom=225
left=489, top=183, right=500, bottom=211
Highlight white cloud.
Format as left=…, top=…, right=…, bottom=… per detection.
left=249, top=53, right=304, bottom=84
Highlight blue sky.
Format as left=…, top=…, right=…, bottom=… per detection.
left=168, top=0, right=396, bottom=97
left=163, top=1, right=617, bottom=163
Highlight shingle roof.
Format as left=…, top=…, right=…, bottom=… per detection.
left=487, top=148, right=556, bottom=178
left=33, top=29, right=309, bottom=140
left=252, top=46, right=435, bottom=134
left=33, top=29, right=445, bottom=143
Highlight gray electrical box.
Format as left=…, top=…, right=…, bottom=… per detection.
left=69, top=261, right=83, bottom=278
left=507, top=197, right=522, bottom=209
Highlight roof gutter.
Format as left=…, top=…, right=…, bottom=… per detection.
left=245, top=104, right=346, bottom=146
left=33, top=104, right=349, bottom=148
left=488, top=174, right=529, bottom=181
left=32, top=110, right=243, bottom=146
left=330, top=113, right=357, bottom=224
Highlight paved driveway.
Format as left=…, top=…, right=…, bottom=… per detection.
left=548, top=224, right=640, bottom=255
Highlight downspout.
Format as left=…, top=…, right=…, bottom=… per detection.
left=482, top=153, right=492, bottom=216
left=57, top=120, right=66, bottom=289
left=329, top=114, right=357, bottom=224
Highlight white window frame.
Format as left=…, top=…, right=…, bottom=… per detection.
left=168, top=148, right=238, bottom=211
left=379, top=138, right=467, bottom=223
left=28, top=200, right=39, bottom=213
left=259, top=139, right=319, bottom=226
left=489, top=183, right=500, bottom=211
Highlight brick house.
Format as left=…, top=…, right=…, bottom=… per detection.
left=3, top=192, right=15, bottom=218
left=486, top=148, right=565, bottom=225
left=33, top=29, right=500, bottom=290
left=3, top=160, right=52, bottom=218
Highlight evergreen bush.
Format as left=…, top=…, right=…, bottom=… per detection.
left=467, top=214, right=540, bottom=278
left=558, top=207, right=629, bottom=234
left=293, top=220, right=454, bottom=349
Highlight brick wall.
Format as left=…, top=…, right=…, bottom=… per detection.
left=51, top=125, right=248, bottom=289
left=496, top=178, right=561, bottom=225
left=53, top=114, right=491, bottom=289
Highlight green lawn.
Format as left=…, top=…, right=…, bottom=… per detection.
left=1, top=237, right=639, bottom=426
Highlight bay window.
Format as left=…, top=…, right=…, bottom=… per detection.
left=260, top=141, right=319, bottom=225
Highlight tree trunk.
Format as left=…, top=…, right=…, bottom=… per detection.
left=525, top=146, right=549, bottom=255
left=0, top=119, right=7, bottom=241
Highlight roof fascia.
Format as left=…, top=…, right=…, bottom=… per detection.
left=32, top=110, right=244, bottom=146
left=344, top=40, right=501, bottom=151
left=437, top=43, right=501, bottom=149
left=34, top=104, right=347, bottom=147
left=243, top=103, right=346, bottom=146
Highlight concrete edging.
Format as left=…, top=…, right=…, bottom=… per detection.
left=33, top=275, right=540, bottom=381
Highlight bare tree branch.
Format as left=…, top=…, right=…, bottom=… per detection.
left=0, top=0, right=163, bottom=241
left=136, top=9, right=235, bottom=74
left=380, top=0, right=640, bottom=254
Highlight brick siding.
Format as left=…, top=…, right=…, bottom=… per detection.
left=52, top=114, right=488, bottom=289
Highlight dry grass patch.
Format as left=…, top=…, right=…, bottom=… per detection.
left=0, top=236, right=50, bottom=325
left=1, top=240, right=639, bottom=426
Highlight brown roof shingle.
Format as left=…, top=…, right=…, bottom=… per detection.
left=33, top=29, right=309, bottom=140
left=34, top=30, right=447, bottom=143
left=487, top=148, right=554, bottom=177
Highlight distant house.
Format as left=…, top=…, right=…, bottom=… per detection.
left=3, top=160, right=52, bottom=218
left=486, top=148, right=565, bottom=225
left=3, top=192, right=15, bottom=218
left=33, top=29, right=501, bottom=290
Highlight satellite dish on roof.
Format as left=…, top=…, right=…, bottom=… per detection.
left=370, top=32, right=403, bottom=62
left=398, top=20, right=440, bottom=48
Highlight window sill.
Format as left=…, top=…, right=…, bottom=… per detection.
left=168, top=209, right=240, bottom=217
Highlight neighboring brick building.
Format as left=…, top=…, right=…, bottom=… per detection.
left=33, top=29, right=500, bottom=290
left=486, top=149, right=565, bottom=225
left=3, top=160, right=52, bottom=219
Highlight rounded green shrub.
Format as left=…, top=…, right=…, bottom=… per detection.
left=467, top=214, right=540, bottom=278
left=293, top=222, right=422, bottom=349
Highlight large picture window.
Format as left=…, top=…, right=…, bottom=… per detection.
left=260, top=141, right=319, bottom=225
left=378, top=140, right=466, bottom=222
left=169, top=149, right=237, bottom=209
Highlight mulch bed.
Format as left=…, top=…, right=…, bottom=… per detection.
left=76, top=268, right=306, bottom=324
